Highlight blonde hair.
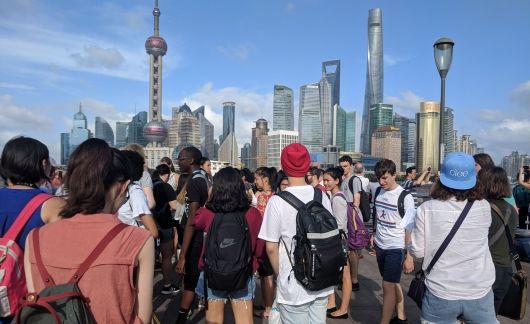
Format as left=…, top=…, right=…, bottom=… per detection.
left=123, top=143, right=146, bottom=160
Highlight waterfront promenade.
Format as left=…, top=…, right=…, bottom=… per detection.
left=152, top=252, right=530, bottom=323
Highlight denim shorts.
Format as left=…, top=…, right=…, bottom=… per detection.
left=375, top=245, right=404, bottom=283
left=421, top=288, right=497, bottom=324
left=195, top=271, right=255, bottom=301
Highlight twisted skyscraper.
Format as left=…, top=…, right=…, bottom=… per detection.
left=360, top=8, right=384, bottom=154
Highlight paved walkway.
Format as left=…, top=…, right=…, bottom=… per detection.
left=153, top=254, right=530, bottom=323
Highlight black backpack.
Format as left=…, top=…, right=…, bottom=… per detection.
left=203, top=211, right=253, bottom=297
left=278, top=188, right=345, bottom=291
left=349, top=176, right=371, bottom=222
left=15, top=223, right=127, bottom=324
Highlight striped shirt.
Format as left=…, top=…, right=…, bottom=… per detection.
left=374, top=185, right=415, bottom=249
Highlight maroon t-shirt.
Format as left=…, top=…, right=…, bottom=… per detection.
left=193, top=207, right=265, bottom=272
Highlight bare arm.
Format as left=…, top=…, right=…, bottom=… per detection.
left=265, top=241, right=280, bottom=275
left=353, top=192, right=361, bottom=208
left=40, top=196, right=66, bottom=223
left=403, top=230, right=414, bottom=273
left=139, top=214, right=159, bottom=238
left=24, top=235, right=35, bottom=292
left=168, top=199, right=177, bottom=210
left=135, top=237, right=155, bottom=324
left=143, top=187, right=156, bottom=210
left=414, top=169, right=430, bottom=186
left=176, top=201, right=199, bottom=274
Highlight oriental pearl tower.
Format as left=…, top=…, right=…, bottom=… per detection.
left=143, top=0, right=168, bottom=146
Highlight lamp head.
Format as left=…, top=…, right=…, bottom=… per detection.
left=434, top=37, right=454, bottom=78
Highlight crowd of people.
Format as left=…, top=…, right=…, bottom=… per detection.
left=1, top=135, right=529, bottom=324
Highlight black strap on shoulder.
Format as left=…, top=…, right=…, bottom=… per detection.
left=277, top=190, right=305, bottom=210
left=348, top=176, right=364, bottom=194
left=490, top=203, right=522, bottom=271
left=397, top=190, right=411, bottom=218
left=424, top=201, right=474, bottom=275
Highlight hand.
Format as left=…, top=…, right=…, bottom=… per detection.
left=403, top=254, right=414, bottom=274
left=176, top=258, right=186, bottom=275
left=369, top=235, right=374, bottom=249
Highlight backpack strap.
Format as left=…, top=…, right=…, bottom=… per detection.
left=32, top=222, right=128, bottom=287
left=372, top=186, right=382, bottom=232
left=397, top=190, right=411, bottom=218
left=348, top=176, right=364, bottom=195
left=277, top=190, right=305, bottom=211
left=490, top=203, right=523, bottom=272
left=4, top=193, right=52, bottom=241
left=69, top=223, right=128, bottom=283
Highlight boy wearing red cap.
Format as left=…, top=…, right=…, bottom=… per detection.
left=258, top=143, right=334, bottom=323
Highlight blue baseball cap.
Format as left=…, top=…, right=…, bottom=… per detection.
left=440, top=152, right=477, bottom=190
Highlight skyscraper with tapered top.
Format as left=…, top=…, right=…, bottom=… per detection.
left=360, top=8, right=384, bottom=154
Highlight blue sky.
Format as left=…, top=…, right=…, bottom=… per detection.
left=1, top=0, right=529, bottom=164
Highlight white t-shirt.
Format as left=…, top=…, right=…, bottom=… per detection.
left=411, top=198, right=495, bottom=300
left=331, top=192, right=348, bottom=233
left=118, top=183, right=151, bottom=227
left=258, top=185, right=334, bottom=306
left=374, top=185, right=415, bottom=250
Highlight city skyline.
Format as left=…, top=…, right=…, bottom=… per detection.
left=1, top=0, right=529, bottom=164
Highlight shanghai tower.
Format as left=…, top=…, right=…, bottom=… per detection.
left=360, top=8, right=384, bottom=154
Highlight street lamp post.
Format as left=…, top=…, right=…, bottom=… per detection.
left=434, top=37, right=454, bottom=171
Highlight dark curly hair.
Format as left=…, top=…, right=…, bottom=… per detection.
left=430, top=178, right=483, bottom=202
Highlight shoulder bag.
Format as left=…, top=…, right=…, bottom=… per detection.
left=407, top=201, right=473, bottom=308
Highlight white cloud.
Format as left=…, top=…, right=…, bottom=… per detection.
left=385, top=90, right=425, bottom=116
left=70, top=45, right=125, bottom=70
left=169, top=82, right=273, bottom=148
left=472, top=118, right=530, bottom=163
left=0, top=83, right=34, bottom=90
left=0, top=95, right=57, bottom=159
left=217, top=43, right=255, bottom=61
left=285, top=3, right=295, bottom=12
left=511, top=80, right=530, bottom=108
left=476, top=109, right=505, bottom=122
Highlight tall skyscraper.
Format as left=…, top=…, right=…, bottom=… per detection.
left=345, top=111, right=356, bottom=152
left=368, top=103, right=393, bottom=154
left=332, top=104, right=347, bottom=151
left=371, top=126, right=401, bottom=170
left=416, top=101, right=440, bottom=173
left=360, top=8, right=384, bottom=154
left=69, top=103, right=91, bottom=154
left=320, top=60, right=340, bottom=147
left=95, top=117, right=114, bottom=147
left=60, top=132, right=70, bottom=165
left=267, top=130, right=299, bottom=170
left=241, top=143, right=252, bottom=169
left=322, top=60, right=341, bottom=107
left=443, top=107, right=455, bottom=154
left=115, top=121, right=129, bottom=148
left=250, top=118, right=269, bottom=170
left=218, top=132, right=238, bottom=167
left=143, top=0, right=168, bottom=146
left=221, top=102, right=235, bottom=144
left=272, top=85, right=294, bottom=131
left=298, top=83, right=322, bottom=153
left=127, top=111, right=148, bottom=146
left=193, top=106, right=215, bottom=159
left=394, top=113, right=416, bottom=170
left=168, top=104, right=201, bottom=149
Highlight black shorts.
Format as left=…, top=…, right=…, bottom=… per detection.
left=258, top=254, right=274, bottom=277
left=183, top=232, right=203, bottom=291
left=158, top=227, right=174, bottom=244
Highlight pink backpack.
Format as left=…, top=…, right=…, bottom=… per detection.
left=0, top=193, right=52, bottom=317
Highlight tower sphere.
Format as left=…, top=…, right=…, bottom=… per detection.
left=143, top=120, right=168, bottom=143
left=145, top=36, right=167, bottom=56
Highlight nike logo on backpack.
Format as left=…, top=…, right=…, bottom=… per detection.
left=219, top=238, right=236, bottom=248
